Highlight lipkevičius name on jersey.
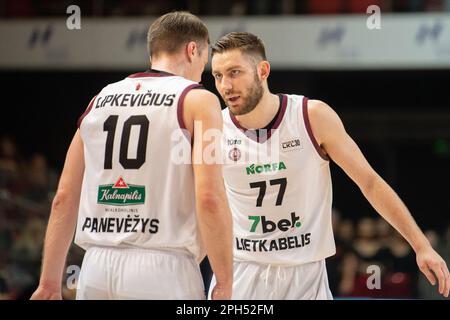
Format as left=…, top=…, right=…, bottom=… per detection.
left=97, top=177, right=145, bottom=205
left=246, top=161, right=286, bottom=175
left=95, top=92, right=175, bottom=108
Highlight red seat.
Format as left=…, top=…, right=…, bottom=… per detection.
left=348, top=0, right=387, bottom=13
left=307, top=0, right=342, bottom=14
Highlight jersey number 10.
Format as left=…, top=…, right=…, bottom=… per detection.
left=103, top=115, right=149, bottom=169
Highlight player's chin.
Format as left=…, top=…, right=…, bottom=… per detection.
left=228, top=104, right=242, bottom=115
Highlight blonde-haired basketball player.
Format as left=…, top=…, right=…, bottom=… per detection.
left=209, top=31, right=449, bottom=299
left=31, top=12, right=233, bottom=300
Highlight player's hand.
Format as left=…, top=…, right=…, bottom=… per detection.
left=416, top=246, right=450, bottom=297
left=30, top=285, right=62, bottom=300
left=211, top=283, right=232, bottom=300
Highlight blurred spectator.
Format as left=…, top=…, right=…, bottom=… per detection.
left=352, top=218, right=383, bottom=267
left=326, top=209, right=344, bottom=294
left=11, top=218, right=45, bottom=273
left=0, top=135, right=62, bottom=299
left=348, top=217, right=387, bottom=298
left=376, top=219, right=394, bottom=248
left=22, top=153, right=57, bottom=205
left=0, top=218, right=46, bottom=299
left=0, top=136, right=21, bottom=192
left=0, top=262, right=35, bottom=299
left=326, top=210, right=359, bottom=297
left=382, top=231, right=418, bottom=298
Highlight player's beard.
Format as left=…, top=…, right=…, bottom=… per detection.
left=227, top=72, right=264, bottom=116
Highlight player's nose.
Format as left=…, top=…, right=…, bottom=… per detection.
left=220, top=77, right=233, bottom=92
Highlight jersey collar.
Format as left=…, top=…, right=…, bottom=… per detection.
left=128, top=69, right=176, bottom=78
left=229, top=94, right=288, bottom=143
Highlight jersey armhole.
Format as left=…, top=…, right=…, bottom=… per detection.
left=177, top=84, right=204, bottom=141
left=77, top=95, right=97, bottom=128
left=302, top=97, right=330, bottom=161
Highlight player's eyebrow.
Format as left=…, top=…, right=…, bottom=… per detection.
left=225, top=65, right=241, bottom=72
left=212, top=65, right=241, bottom=75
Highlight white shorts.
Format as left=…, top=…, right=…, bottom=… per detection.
left=208, top=259, right=333, bottom=300
left=76, top=246, right=205, bottom=300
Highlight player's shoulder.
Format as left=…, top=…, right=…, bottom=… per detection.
left=304, top=99, right=342, bottom=143
left=184, top=88, right=221, bottom=117
left=185, top=87, right=219, bottom=104
left=305, top=99, right=336, bottom=120
left=284, top=95, right=339, bottom=130
left=283, top=93, right=334, bottom=117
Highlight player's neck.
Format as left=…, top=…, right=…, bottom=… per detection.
left=150, top=57, right=189, bottom=79
left=235, top=91, right=280, bottom=130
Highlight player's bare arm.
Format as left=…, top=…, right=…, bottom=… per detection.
left=184, top=89, right=234, bottom=300
left=31, top=130, right=85, bottom=300
left=307, top=99, right=450, bottom=298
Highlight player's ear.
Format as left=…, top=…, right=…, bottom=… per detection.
left=258, top=60, right=270, bottom=81
left=186, top=41, right=197, bottom=62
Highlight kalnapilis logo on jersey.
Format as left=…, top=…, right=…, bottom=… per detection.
left=246, top=162, right=286, bottom=175
left=248, top=212, right=301, bottom=233
left=97, top=177, right=145, bottom=206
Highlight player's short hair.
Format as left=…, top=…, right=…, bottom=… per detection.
left=211, top=32, right=267, bottom=61
left=147, top=11, right=209, bottom=58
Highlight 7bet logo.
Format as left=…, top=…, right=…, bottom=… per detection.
left=248, top=212, right=301, bottom=233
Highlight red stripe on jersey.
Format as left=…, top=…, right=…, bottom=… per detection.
left=177, top=84, right=204, bottom=141
left=128, top=69, right=175, bottom=78
left=228, top=93, right=288, bottom=143
left=77, top=95, right=97, bottom=128
left=302, top=97, right=329, bottom=161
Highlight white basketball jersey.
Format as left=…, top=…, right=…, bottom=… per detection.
left=75, top=70, right=203, bottom=260
left=222, top=94, right=336, bottom=265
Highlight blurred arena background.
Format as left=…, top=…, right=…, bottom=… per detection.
left=0, top=0, right=449, bottom=300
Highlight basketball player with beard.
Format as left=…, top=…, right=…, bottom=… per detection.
left=208, top=32, right=449, bottom=299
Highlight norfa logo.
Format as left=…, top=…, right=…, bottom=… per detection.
left=246, top=162, right=287, bottom=175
